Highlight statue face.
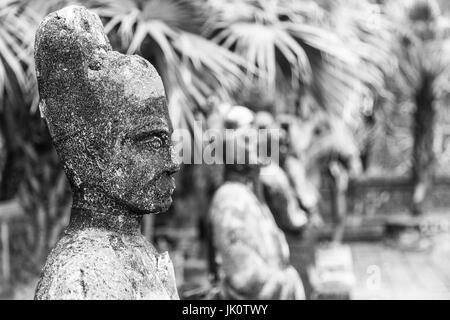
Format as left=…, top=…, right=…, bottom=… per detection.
left=87, top=56, right=180, bottom=214
left=35, top=6, right=179, bottom=214
left=100, top=102, right=178, bottom=214
left=223, top=107, right=266, bottom=176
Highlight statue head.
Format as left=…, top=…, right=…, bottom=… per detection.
left=222, top=106, right=265, bottom=178
left=35, top=6, right=179, bottom=214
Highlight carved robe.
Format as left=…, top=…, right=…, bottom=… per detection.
left=210, top=182, right=305, bottom=299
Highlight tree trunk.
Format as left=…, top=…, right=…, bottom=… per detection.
left=411, top=73, right=436, bottom=216
left=360, top=113, right=375, bottom=172
left=328, top=161, right=348, bottom=243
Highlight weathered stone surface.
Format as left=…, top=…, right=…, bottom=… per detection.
left=34, top=6, right=180, bottom=299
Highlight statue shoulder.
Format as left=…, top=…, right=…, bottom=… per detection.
left=209, top=182, right=266, bottom=239
left=35, top=229, right=177, bottom=300
left=210, top=183, right=258, bottom=219
left=35, top=230, right=133, bottom=300
left=211, top=182, right=254, bottom=205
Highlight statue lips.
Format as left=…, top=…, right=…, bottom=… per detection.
left=149, top=175, right=176, bottom=213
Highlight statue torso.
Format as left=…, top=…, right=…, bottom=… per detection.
left=35, top=227, right=179, bottom=300
left=210, top=182, right=291, bottom=271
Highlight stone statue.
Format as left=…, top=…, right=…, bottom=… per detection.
left=285, top=112, right=361, bottom=299
left=209, top=106, right=305, bottom=300
left=255, top=112, right=308, bottom=234
left=34, top=6, right=180, bottom=299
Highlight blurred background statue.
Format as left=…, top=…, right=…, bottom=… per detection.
left=33, top=6, right=179, bottom=299
left=282, top=110, right=362, bottom=299
left=208, top=106, right=305, bottom=300
left=286, top=111, right=362, bottom=240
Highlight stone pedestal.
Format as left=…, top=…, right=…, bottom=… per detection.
left=308, top=243, right=355, bottom=300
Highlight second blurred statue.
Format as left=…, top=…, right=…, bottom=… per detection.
left=255, top=112, right=309, bottom=234
left=209, top=106, right=305, bottom=300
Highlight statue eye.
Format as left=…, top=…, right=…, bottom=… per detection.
left=129, top=130, right=169, bottom=150
left=147, top=136, right=164, bottom=149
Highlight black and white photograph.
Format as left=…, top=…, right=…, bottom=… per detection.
left=1, top=0, right=450, bottom=305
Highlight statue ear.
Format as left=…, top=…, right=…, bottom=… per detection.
left=83, top=141, right=107, bottom=172
left=57, top=139, right=103, bottom=191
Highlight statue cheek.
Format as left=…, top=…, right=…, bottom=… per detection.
left=100, top=150, right=133, bottom=187
left=106, top=147, right=165, bottom=194
left=125, top=155, right=159, bottom=186
left=158, top=146, right=175, bottom=167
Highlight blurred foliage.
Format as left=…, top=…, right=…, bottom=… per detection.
left=381, top=0, right=450, bottom=214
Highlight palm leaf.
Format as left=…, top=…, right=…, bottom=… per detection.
left=385, top=0, right=450, bottom=101
left=96, top=0, right=250, bottom=127
left=0, top=0, right=35, bottom=108
left=206, top=0, right=391, bottom=114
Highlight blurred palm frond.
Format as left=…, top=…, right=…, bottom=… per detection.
left=0, top=0, right=36, bottom=108
left=95, top=0, right=249, bottom=127
left=386, top=0, right=450, bottom=102
left=205, top=0, right=394, bottom=115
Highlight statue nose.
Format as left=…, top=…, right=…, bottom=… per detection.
left=167, top=163, right=180, bottom=176
left=167, top=147, right=181, bottom=175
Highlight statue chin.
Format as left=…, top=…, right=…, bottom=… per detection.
left=157, top=196, right=173, bottom=213
left=154, top=194, right=174, bottom=213
left=126, top=196, right=173, bottom=215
